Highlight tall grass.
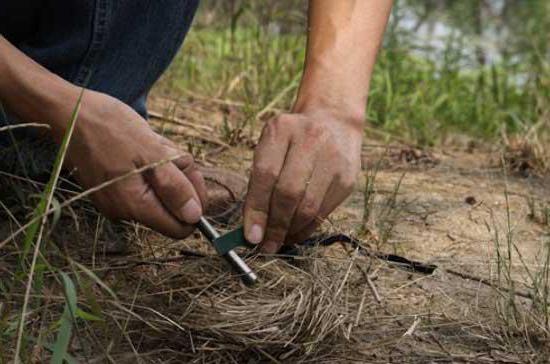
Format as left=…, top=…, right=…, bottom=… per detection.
left=11, top=89, right=83, bottom=363
left=157, top=0, right=549, bottom=147
left=161, top=28, right=305, bottom=110
left=489, top=171, right=550, bottom=350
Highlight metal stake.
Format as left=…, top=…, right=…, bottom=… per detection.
left=196, top=217, right=258, bottom=286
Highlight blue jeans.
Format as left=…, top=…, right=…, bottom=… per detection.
left=0, top=0, right=200, bottom=177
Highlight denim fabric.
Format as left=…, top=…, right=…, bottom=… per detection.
left=0, top=0, right=200, bottom=176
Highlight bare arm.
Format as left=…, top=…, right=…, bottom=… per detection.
left=243, top=0, right=392, bottom=252
left=0, top=36, right=76, bottom=139
left=296, top=0, right=392, bottom=122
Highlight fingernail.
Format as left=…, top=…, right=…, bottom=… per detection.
left=262, top=241, right=279, bottom=254
left=180, top=199, right=202, bottom=224
left=247, top=224, right=263, bottom=244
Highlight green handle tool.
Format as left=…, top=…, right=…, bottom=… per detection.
left=196, top=217, right=258, bottom=286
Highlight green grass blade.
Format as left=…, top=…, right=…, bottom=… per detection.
left=21, top=89, right=84, bottom=263
left=14, top=88, right=84, bottom=363
left=75, top=308, right=102, bottom=322
left=51, top=272, right=78, bottom=364
left=71, top=260, right=118, bottom=301
left=42, top=342, right=79, bottom=364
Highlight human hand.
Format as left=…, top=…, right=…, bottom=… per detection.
left=243, top=110, right=362, bottom=253
left=64, top=90, right=207, bottom=238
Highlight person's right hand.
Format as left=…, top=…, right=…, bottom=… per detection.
left=62, top=90, right=207, bottom=238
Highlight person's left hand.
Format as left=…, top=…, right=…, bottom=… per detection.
left=243, top=109, right=363, bottom=253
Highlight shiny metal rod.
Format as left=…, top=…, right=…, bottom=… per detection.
left=197, top=217, right=258, bottom=286
left=197, top=216, right=221, bottom=241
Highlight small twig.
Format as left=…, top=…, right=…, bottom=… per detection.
left=354, top=284, right=369, bottom=327
left=119, top=251, right=209, bottom=268
left=256, top=347, right=282, bottom=364
left=182, top=90, right=285, bottom=113
left=148, top=110, right=213, bottom=132
left=403, top=316, right=421, bottom=337
left=0, top=123, right=50, bottom=133
left=151, top=121, right=229, bottom=148
left=0, top=171, right=80, bottom=195
left=445, top=268, right=533, bottom=300
left=366, top=274, right=382, bottom=303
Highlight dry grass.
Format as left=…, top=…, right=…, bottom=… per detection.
left=500, top=102, right=550, bottom=178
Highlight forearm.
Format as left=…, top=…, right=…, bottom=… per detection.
left=294, top=0, right=392, bottom=124
left=0, top=35, right=78, bottom=140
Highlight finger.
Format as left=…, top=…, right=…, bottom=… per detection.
left=261, top=140, right=318, bottom=254
left=172, top=156, right=208, bottom=210
left=145, top=161, right=202, bottom=224
left=161, top=142, right=208, bottom=208
left=287, top=165, right=332, bottom=236
left=243, top=117, right=290, bottom=245
left=285, top=218, right=322, bottom=246
left=286, top=172, right=356, bottom=244
left=184, top=167, right=208, bottom=210
left=132, top=181, right=195, bottom=239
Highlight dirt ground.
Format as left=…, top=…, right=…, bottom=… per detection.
left=1, top=95, right=549, bottom=363
left=142, top=95, right=550, bottom=362
left=150, top=93, right=550, bottom=279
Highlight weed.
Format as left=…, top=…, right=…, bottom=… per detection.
left=527, top=196, right=550, bottom=227
left=359, top=156, right=406, bottom=252
left=487, top=165, right=550, bottom=356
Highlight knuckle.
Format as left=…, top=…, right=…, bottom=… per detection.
left=263, top=118, right=279, bottom=136
left=275, top=182, right=303, bottom=202
left=300, top=197, right=319, bottom=220
left=252, top=163, right=278, bottom=184
left=176, top=153, right=196, bottom=170
left=154, top=169, right=177, bottom=192
left=264, top=115, right=290, bottom=137
left=276, top=114, right=294, bottom=124
left=183, top=155, right=196, bottom=168
left=244, top=198, right=267, bottom=215
left=336, top=172, right=357, bottom=192
left=265, top=226, right=287, bottom=241
left=132, top=187, right=156, bottom=213
left=303, top=121, right=325, bottom=140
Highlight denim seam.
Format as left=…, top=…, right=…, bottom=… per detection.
left=74, top=0, right=111, bottom=86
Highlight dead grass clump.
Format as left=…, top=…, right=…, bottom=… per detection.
left=502, top=136, right=548, bottom=178
left=107, top=247, right=380, bottom=362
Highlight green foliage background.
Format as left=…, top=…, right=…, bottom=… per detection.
left=159, top=0, right=549, bottom=145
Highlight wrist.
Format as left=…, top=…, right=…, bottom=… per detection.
left=0, top=36, right=80, bottom=142
left=293, top=66, right=369, bottom=130
left=293, top=86, right=367, bottom=132
left=16, top=69, right=81, bottom=142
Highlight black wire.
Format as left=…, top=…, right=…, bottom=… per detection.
left=281, top=233, right=437, bottom=275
